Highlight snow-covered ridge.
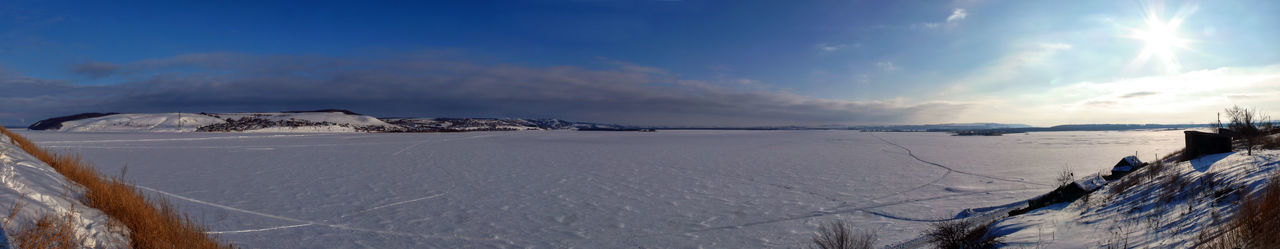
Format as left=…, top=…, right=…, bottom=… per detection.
left=58, top=113, right=226, bottom=132
left=35, top=112, right=622, bottom=133
left=0, top=133, right=126, bottom=248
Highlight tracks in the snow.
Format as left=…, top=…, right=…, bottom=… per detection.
left=870, top=133, right=1051, bottom=187
left=665, top=133, right=1050, bottom=236
left=140, top=185, right=510, bottom=244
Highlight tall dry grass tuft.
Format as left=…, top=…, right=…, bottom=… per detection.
left=0, top=126, right=232, bottom=249
left=1203, top=173, right=1280, bottom=248
left=13, top=210, right=84, bottom=249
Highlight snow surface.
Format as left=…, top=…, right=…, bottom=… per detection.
left=55, top=112, right=397, bottom=133
left=59, top=113, right=226, bottom=132
left=12, top=129, right=1187, bottom=248
left=0, top=132, right=126, bottom=248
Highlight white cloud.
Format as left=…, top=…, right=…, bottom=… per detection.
left=914, top=8, right=969, bottom=29
left=948, top=65, right=1280, bottom=126
left=875, top=61, right=899, bottom=72
left=816, top=43, right=846, bottom=52
left=816, top=43, right=859, bottom=52
left=947, top=8, right=968, bottom=23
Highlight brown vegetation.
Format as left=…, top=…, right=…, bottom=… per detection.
left=0, top=126, right=232, bottom=249
left=1201, top=173, right=1280, bottom=249
left=12, top=210, right=84, bottom=249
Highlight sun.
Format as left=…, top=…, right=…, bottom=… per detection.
left=1126, top=8, right=1193, bottom=73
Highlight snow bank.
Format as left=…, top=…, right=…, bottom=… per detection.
left=0, top=133, right=126, bottom=248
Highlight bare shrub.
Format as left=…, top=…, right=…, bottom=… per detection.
left=927, top=219, right=1003, bottom=249
left=0, top=127, right=232, bottom=249
left=811, top=220, right=875, bottom=249
left=1056, top=167, right=1075, bottom=187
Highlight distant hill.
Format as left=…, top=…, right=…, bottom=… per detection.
left=27, top=112, right=120, bottom=130
left=856, top=123, right=1033, bottom=132
left=27, top=111, right=626, bottom=133
left=27, top=111, right=1205, bottom=133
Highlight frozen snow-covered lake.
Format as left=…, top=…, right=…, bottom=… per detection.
left=14, top=130, right=1185, bottom=248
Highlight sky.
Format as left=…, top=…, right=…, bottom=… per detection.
left=2, top=0, right=1280, bottom=127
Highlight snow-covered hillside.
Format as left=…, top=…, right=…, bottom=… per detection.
left=991, top=150, right=1280, bottom=248
left=49, top=112, right=401, bottom=133
left=0, top=132, right=126, bottom=248
left=36, top=112, right=622, bottom=133
left=199, top=112, right=400, bottom=132
left=58, top=113, right=225, bottom=132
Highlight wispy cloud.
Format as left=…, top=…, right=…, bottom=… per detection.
left=1119, top=91, right=1159, bottom=98
left=947, top=8, right=968, bottom=23
left=816, top=43, right=859, bottom=52
left=914, top=8, right=969, bottom=29
left=943, top=42, right=1073, bottom=94
left=5, top=53, right=970, bottom=126
left=875, top=61, right=899, bottom=72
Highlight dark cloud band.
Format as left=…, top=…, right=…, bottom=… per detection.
left=3, top=53, right=968, bottom=126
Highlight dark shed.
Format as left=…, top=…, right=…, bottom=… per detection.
left=1183, top=131, right=1232, bottom=161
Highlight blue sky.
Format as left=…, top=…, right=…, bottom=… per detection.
left=2, top=0, right=1280, bottom=126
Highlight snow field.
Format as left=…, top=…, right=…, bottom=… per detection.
left=13, top=129, right=1186, bottom=248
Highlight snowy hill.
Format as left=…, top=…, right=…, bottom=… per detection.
left=198, top=112, right=400, bottom=132
left=381, top=117, right=621, bottom=132
left=29, top=111, right=624, bottom=133
left=34, top=112, right=402, bottom=133
left=882, top=149, right=1280, bottom=248
left=992, top=150, right=1280, bottom=248
left=0, top=132, right=126, bottom=248
left=56, top=113, right=226, bottom=132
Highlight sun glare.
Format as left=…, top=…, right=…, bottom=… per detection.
left=1127, top=7, right=1194, bottom=74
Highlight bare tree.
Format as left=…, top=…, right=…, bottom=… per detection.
left=1225, top=105, right=1272, bottom=155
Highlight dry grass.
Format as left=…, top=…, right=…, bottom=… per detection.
left=0, top=126, right=232, bottom=249
left=810, top=220, right=875, bottom=249
left=12, top=210, right=84, bottom=249
left=5, top=193, right=27, bottom=226
left=1202, top=173, right=1280, bottom=248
